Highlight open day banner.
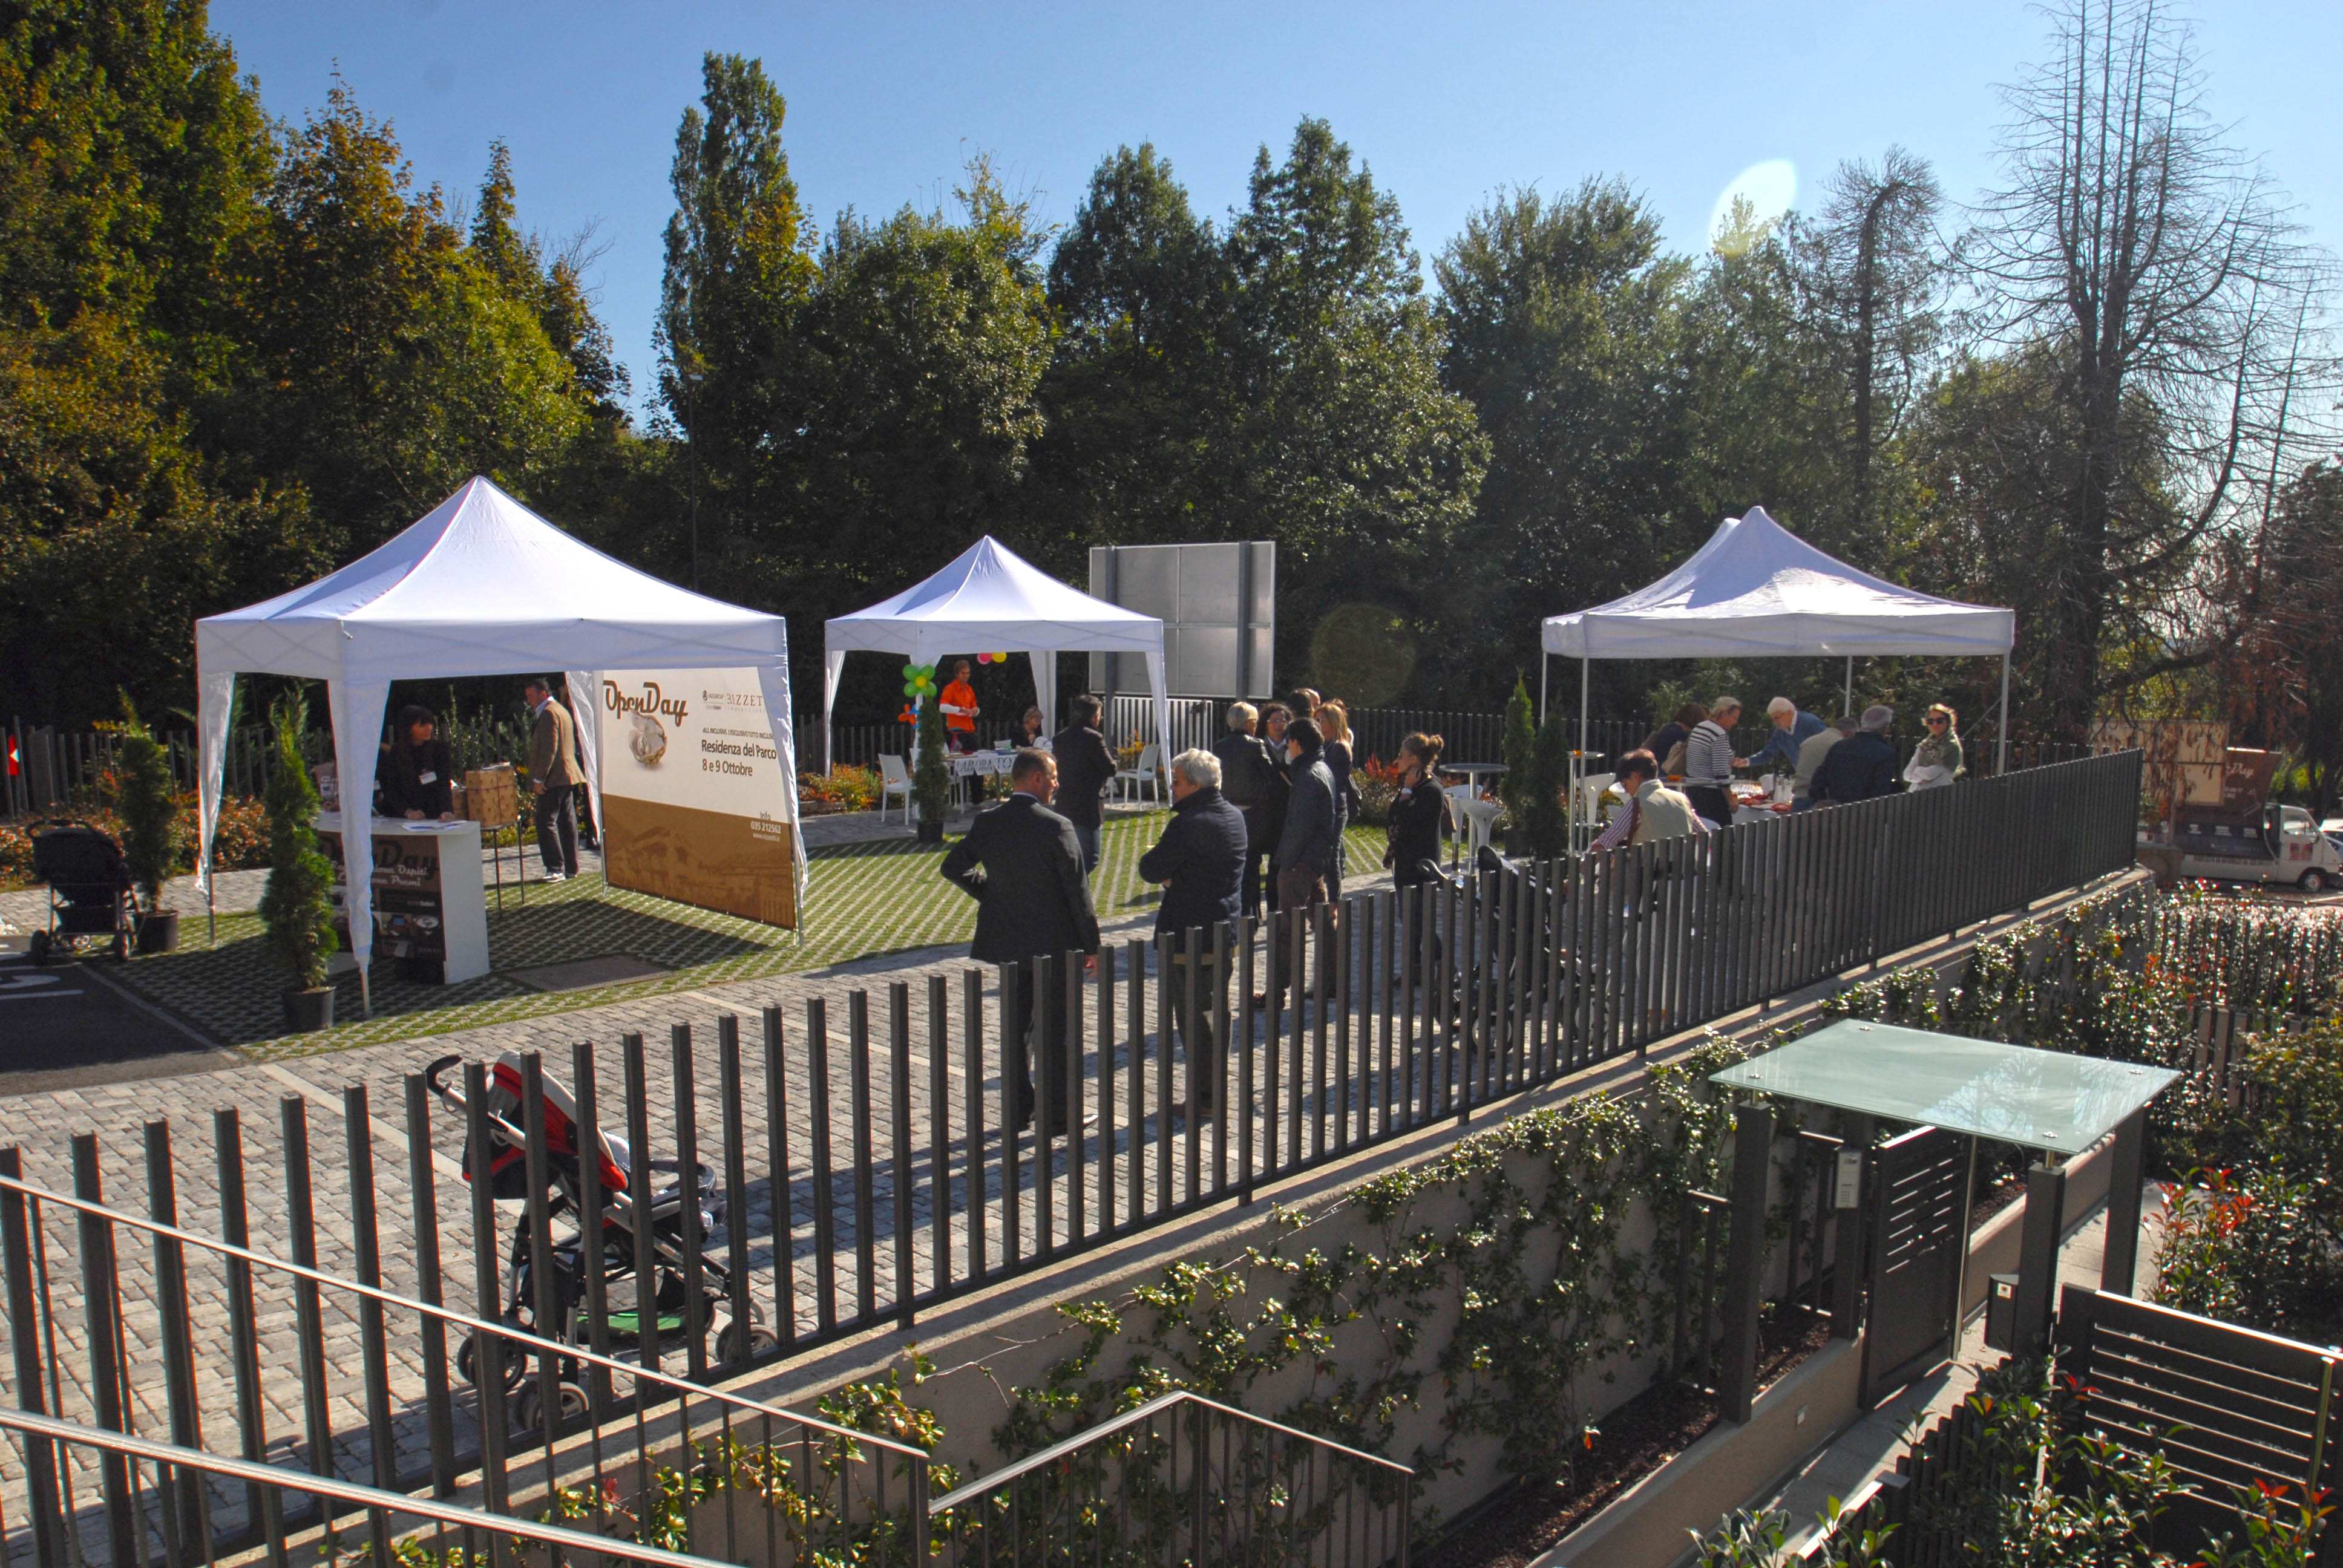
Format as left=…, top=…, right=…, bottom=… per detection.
left=595, top=671, right=798, bottom=927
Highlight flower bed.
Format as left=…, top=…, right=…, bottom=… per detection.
left=1, top=794, right=269, bottom=889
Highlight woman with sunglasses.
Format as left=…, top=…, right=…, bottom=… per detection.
left=1902, top=704, right=1964, bottom=790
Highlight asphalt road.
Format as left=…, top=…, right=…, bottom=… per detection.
left=0, top=942, right=242, bottom=1094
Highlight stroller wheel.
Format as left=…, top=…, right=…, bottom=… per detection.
left=457, top=1333, right=525, bottom=1391
left=716, top=1321, right=780, bottom=1365
left=511, top=1378, right=588, bottom=1435
left=27, top=931, right=51, bottom=966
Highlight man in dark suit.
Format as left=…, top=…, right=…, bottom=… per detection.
left=1138, top=748, right=1248, bottom=1116
left=1049, top=693, right=1118, bottom=875
left=940, top=749, right=1100, bottom=1133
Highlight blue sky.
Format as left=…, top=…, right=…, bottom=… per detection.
left=212, top=1, right=2338, bottom=421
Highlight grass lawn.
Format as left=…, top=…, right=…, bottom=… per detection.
left=116, top=814, right=1390, bottom=1058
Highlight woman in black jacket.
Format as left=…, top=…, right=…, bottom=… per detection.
left=1381, top=731, right=1447, bottom=887
left=381, top=705, right=456, bottom=820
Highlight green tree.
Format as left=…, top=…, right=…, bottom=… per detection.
left=222, top=83, right=588, bottom=554
left=1434, top=180, right=1688, bottom=705
left=1029, top=142, right=1226, bottom=559
left=472, top=140, right=628, bottom=417
left=655, top=52, right=817, bottom=589
left=257, top=689, right=335, bottom=991
left=1221, top=119, right=1484, bottom=702
left=113, top=691, right=180, bottom=907
left=1499, top=673, right=1536, bottom=819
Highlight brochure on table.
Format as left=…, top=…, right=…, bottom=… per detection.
left=312, top=814, right=491, bottom=984
left=596, top=668, right=799, bottom=927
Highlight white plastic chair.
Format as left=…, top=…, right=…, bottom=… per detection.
left=1455, top=797, right=1502, bottom=860
left=877, top=754, right=913, bottom=825
left=1576, top=771, right=1616, bottom=825
left=1115, top=742, right=1164, bottom=805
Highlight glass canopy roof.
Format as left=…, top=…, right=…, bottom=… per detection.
left=1708, top=1019, right=2179, bottom=1155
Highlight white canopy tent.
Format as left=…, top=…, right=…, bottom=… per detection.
left=1540, top=506, right=2017, bottom=772
left=822, top=535, right=1171, bottom=774
left=195, top=476, right=803, bottom=1013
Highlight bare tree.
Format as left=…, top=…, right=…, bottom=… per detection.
left=1971, top=0, right=2332, bottom=740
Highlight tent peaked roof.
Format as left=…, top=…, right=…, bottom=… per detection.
left=1541, top=506, right=2014, bottom=659
left=197, top=477, right=788, bottom=681
left=825, top=535, right=1161, bottom=663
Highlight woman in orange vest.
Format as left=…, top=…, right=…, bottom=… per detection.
left=940, top=659, right=980, bottom=753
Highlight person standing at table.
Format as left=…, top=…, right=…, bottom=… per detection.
left=381, top=705, right=457, bottom=821
left=1794, top=714, right=1859, bottom=809
left=1738, top=697, right=1824, bottom=781
left=1138, top=749, right=1247, bottom=1116
left=1642, top=702, right=1705, bottom=779
left=1680, top=696, right=1740, bottom=829
left=523, top=676, right=581, bottom=881
left=1050, top=694, right=1116, bottom=875
left=1810, top=705, right=1898, bottom=805
left=939, top=659, right=980, bottom=754
left=940, top=750, right=1099, bottom=1134
left=1214, top=702, right=1278, bottom=920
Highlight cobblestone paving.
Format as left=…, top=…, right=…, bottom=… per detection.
left=1, top=833, right=1404, bottom=1557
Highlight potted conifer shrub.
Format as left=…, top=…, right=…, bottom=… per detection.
left=114, top=694, right=183, bottom=953
left=1524, top=706, right=1570, bottom=860
left=1499, top=674, right=1536, bottom=855
left=913, top=699, right=951, bottom=843
left=258, top=690, right=339, bottom=1031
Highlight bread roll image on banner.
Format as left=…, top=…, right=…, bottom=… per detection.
left=597, top=670, right=798, bottom=927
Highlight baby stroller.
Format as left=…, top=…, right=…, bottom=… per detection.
left=424, top=1051, right=776, bottom=1429
left=26, top=822, right=136, bottom=964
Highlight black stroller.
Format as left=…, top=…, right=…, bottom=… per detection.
left=26, top=822, right=136, bottom=964
left=424, top=1051, right=775, bottom=1429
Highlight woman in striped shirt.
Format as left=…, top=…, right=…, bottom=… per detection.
left=1680, top=696, right=1742, bottom=829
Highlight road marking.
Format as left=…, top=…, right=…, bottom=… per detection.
left=0, top=989, right=85, bottom=1001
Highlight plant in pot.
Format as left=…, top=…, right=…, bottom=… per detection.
left=257, top=690, right=339, bottom=1031
left=913, top=699, right=951, bottom=843
left=1522, top=705, right=1570, bottom=860
left=1499, top=673, right=1537, bottom=854
left=113, top=693, right=184, bottom=953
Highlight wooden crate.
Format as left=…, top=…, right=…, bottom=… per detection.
left=464, top=763, right=518, bottom=829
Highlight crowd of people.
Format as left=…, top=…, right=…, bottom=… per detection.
left=928, top=678, right=1970, bottom=1129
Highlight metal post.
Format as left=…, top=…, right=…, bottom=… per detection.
left=2100, top=1110, right=2146, bottom=1295
left=1831, top=1116, right=1872, bottom=1340
left=1717, top=1103, right=1775, bottom=1423
left=1844, top=656, right=1854, bottom=717
left=1997, top=653, right=2011, bottom=776
left=2013, top=1160, right=2066, bottom=1356
left=1539, top=653, right=1548, bottom=722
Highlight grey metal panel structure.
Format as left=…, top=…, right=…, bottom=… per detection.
left=1088, top=543, right=1275, bottom=698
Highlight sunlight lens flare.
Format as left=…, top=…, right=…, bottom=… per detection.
left=1708, top=158, right=1798, bottom=255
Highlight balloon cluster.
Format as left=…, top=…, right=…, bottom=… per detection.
left=975, top=652, right=1008, bottom=665
left=902, top=662, right=937, bottom=699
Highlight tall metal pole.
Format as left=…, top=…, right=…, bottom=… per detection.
left=1844, top=656, right=1854, bottom=716
left=1539, top=652, right=1548, bottom=722
left=1997, top=653, right=2010, bottom=775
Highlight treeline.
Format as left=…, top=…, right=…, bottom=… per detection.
left=3, top=3, right=2335, bottom=803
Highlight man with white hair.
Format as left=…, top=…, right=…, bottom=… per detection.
left=1139, top=748, right=1248, bottom=1116
left=1739, top=696, right=1824, bottom=779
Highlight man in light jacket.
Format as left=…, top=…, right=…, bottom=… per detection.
left=523, top=676, right=581, bottom=881
left=1811, top=706, right=1899, bottom=805
left=1794, top=715, right=1860, bottom=809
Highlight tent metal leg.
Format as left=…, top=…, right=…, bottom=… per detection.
left=1997, top=653, right=2010, bottom=775
left=1539, top=654, right=1548, bottom=722
left=1844, top=656, right=1853, bottom=716
left=1576, top=659, right=1590, bottom=854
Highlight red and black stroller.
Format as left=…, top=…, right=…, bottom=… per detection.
left=425, top=1051, right=775, bottom=1428
left=26, top=822, right=136, bottom=964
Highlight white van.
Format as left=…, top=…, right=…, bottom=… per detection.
left=2176, top=803, right=2341, bottom=893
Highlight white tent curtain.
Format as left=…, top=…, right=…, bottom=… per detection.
left=821, top=535, right=1172, bottom=778
left=197, top=477, right=802, bottom=1015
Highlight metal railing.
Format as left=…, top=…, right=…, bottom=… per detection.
left=930, top=1391, right=1412, bottom=1568
left=0, top=1403, right=736, bottom=1568
left=0, top=1113, right=936, bottom=1568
